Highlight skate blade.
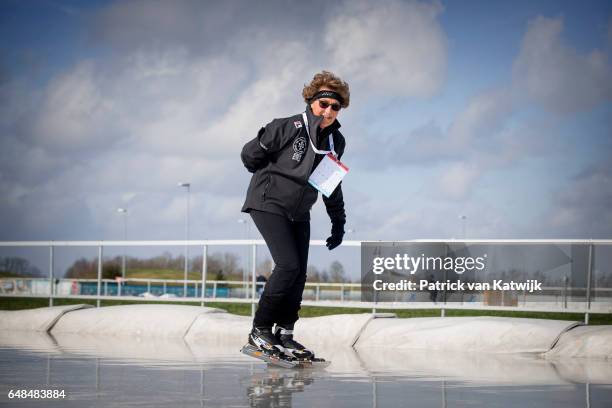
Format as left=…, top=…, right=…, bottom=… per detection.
left=292, top=359, right=331, bottom=369
left=241, top=344, right=296, bottom=368
left=241, top=344, right=330, bottom=369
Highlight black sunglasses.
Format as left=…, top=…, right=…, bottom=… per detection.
left=318, top=99, right=341, bottom=112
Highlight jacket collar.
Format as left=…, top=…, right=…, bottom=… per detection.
left=304, top=104, right=341, bottom=140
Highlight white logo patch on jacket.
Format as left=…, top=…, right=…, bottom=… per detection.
left=293, top=121, right=302, bottom=129
left=292, top=136, right=307, bottom=161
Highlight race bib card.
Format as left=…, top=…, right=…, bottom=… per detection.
left=308, top=153, right=349, bottom=197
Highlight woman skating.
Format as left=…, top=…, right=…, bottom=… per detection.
left=240, top=71, right=350, bottom=360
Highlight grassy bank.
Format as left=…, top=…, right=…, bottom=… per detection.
left=1, top=296, right=610, bottom=325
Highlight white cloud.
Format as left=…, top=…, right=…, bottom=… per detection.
left=325, top=0, right=447, bottom=97
left=345, top=196, right=514, bottom=240
left=31, top=62, right=117, bottom=153
left=434, top=161, right=480, bottom=200
left=33, top=41, right=316, bottom=163
left=513, top=16, right=612, bottom=114
left=0, top=135, right=70, bottom=186
left=0, top=7, right=321, bottom=241
left=103, top=49, right=251, bottom=159
left=90, top=0, right=226, bottom=51
left=447, top=88, right=513, bottom=147
left=543, top=159, right=612, bottom=238
left=353, top=88, right=514, bottom=176
left=90, top=0, right=327, bottom=56
left=201, top=40, right=317, bottom=156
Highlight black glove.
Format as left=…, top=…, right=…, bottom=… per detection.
left=326, top=223, right=344, bottom=251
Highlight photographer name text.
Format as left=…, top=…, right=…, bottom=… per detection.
left=372, top=279, right=542, bottom=293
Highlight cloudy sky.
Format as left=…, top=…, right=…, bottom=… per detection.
left=1, top=0, right=611, bottom=275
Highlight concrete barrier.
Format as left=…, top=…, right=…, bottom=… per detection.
left=3, top=305, right=610, bottom=362
left=294, top=313, right=378, bottom=348
left=0, top=304, right=93, bottom=332
left=355, top=316, right=579, bottom=353
left=184, top=310, right=250, bottom=347
left=544, top=326, right=612, bottom=360
left=50, top=304, right=222, bottom=338
left=184, top=313, right=376, bottom=350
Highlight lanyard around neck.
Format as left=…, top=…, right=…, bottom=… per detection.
left=302, top=112, right=336, bottom=156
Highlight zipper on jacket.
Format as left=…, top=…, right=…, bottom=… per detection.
left=261, top=173, right=271, bottom=202
left=290, top=125, right=322, bottom=220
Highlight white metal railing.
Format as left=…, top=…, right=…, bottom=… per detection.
left=1, top=239, right=611, bottom=323
left=2, top=276, right=612, bottom=305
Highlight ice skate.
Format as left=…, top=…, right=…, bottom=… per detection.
left=274, top=325, right=327, bottom=365
left=248, top=327, right=285, bottom=357
left=242, top=327, right=296, bottom=368
left=273, top=325, right=314, bottom=360
left=241, top=326, right=330, bottom=369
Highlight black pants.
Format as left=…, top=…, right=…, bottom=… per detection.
left=250, top=210, right=310, bottom=329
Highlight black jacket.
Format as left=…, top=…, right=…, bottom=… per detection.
left=241, top=105, right=346, bottom=227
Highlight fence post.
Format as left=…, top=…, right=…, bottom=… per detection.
left=563, top=275, right=568, bottom=309
left=201, top=245, right=207, bottom=307
left=251, top=244, right=257, bottom=318
left=48, top=245, right=54, bottom=307
left=97, top=245, right=103, bottom=308
left=585, top=242, right=594, bottom=325
left=372, top=287, right=377, bottom=316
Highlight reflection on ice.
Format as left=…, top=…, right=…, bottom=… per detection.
left=1, top=331, right=611, bottom=384
left=1, top=332, right=611, bottom=407
left=243, top=369, right=316, bottom=407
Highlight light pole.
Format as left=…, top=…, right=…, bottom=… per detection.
left=116, top=208, right=128, bottom=279
left=459, top=215, right=467, bottom=240
left=178, top=182, right=191, bottom=297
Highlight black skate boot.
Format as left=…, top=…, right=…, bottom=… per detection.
left=248, top=327, right=285, bottom=357
left=274, top=325, right=314, bottom=361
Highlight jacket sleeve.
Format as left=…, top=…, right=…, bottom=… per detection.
left=322, top=135, right=346, bottom=227
left=240, top=120, right=283, bottom=173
